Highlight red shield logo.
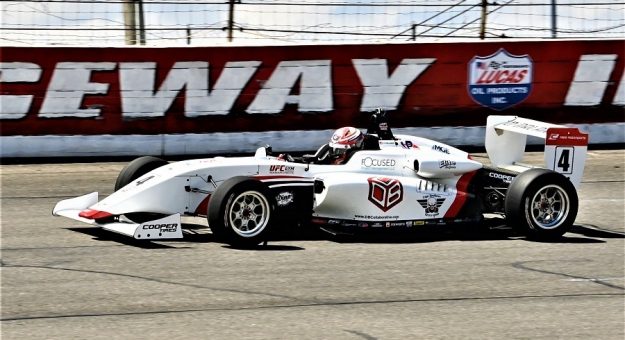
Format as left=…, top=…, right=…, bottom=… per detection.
left=367, top=177, right=403, bottom=212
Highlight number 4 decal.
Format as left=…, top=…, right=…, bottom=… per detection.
left=554, top=146, right=574, bottom=174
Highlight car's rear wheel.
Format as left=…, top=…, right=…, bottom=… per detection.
left=114, top=156, right=168, bottom=191
left=207, top=177, right=275, bottom=248
left=505, top=169, right=578, bottom=240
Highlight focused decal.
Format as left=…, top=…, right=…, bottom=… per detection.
left=361, top=157, right=396, bottom=168
left=417, top=194, right=446, bottom=217
left=468, top=48, right=533, bottom=111
left=367, top=177, right=403, bottom=212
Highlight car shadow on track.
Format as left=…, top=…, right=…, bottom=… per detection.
left=66, top=222, right=623, bottom=250
left=274, top=223, right=624, bottom=245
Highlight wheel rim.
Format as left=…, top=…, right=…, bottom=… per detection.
left=528, top=184, right=570, bottom=230
left=228, top=190, right=270, bottom=238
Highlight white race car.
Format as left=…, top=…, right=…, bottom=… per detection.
left=53, top=113, right=589, bottom=247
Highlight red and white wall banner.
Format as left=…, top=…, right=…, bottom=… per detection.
left=1, top=39, right=623, bottom=157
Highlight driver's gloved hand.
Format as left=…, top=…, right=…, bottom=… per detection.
left=301, top=155, right=317, bottom=163
left=277, top=153, right=295, bottom=162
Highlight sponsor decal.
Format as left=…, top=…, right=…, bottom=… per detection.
left=413, top=220, right=425, bottom=226
left=432, top=145, right=450, bottom=154
left=142, top=223, right=178, bottom=233
left=367, top=177, right=404, bottom=212
left=545, top=127, right=589, bottom=146
left=439, top=160, right=457, bottom=169
left=276, top=191, right=294, bottom=207
left=311, top=218, right=326, bottom=225
left=386, top=221, right=411, bottom=227
left=499, top=119, right=549, bottom=133
left=371, top=222, right=384, bottom=228
left=358, top=222, right=369, bottom=228
left=468, top=48, right=533, bottom=110
left=269, top=164, right=295, bottom=174
left=355, top=214, right=399, bottom=220
left=488, top=172, right=515, bottom=184
left=548, top=133, right=560, bottom=141
left=327, top=219, right=341, bottom=225
left=379, top=140, right=399, bottom=147
left=400, top=140, right=419, bottom=149
left=361, top=157, right=396, bottom=168
left=136, top=175, right=155, bottom=186
left=341, top=221, right=359, bottom=227
left=417, top=194, right=446, bottom=217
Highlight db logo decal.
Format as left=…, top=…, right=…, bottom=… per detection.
left=468, top=48, right=533, bottom=111
left=367, top=177, right=403, bottom=212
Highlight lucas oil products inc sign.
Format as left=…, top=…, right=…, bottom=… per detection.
left=468, top=48, right=533, bottom=111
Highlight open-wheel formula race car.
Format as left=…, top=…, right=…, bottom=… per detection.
left=53, top=113, right=589, bottom=248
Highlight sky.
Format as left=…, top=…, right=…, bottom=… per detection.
left=1, top=0, right=623, bottom=46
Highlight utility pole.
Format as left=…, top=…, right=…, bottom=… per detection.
left=123, top=1, right=146, bottom=45
left=137, top=0, right=146, bottom=45
left=479, top=0, right=487, bottom=40
left=227, top=0, right=236, bottom=42
left=551, top=0, right=557, bottom=38
left=123, top=1, right=137, bottom=44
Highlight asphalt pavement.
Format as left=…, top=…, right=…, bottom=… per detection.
left=1, top=150, right=624, bottom=339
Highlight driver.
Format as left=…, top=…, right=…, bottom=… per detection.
left=323, top=126, right=364, bottom=164
left=278, top=126, right=366, bottom=164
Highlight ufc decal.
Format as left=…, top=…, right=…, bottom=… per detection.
left=367, top=177, right=403, bottom=212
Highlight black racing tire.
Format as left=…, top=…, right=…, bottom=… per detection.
left=114, top=156, right=168, bottom=191
left=207, top=177, right=275, bottom=248
left=505, top=168, right=578, bottom=240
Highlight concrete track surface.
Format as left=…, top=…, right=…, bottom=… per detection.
left=2, top=150, right=624, bottom=340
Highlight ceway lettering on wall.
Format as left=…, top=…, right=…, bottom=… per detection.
left=353, top=58, right=435, bottom=111
left=564, top=54, right=620, bottom=106
left=0, top=62, right=42, bottom=119
left=0, top=58, right=436, bottom=119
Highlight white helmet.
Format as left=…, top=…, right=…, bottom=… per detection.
left=329, top=127, right=364, bottom=156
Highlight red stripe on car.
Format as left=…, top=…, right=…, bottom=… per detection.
left=253, top=175, right=308, bottom=180
left=194, top=194, right=211, bottom=215
left=444, top=170, right=477, bottom=219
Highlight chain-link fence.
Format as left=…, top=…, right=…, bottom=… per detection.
left=1, top=0, right=624, bottom=46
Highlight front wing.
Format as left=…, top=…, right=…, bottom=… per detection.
left=53, top=192, right=183, bottom=240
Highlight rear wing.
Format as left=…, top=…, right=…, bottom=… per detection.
left=485, top=116, right=589, bottom=188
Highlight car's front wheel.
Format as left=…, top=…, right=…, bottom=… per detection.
left=207, top=177, right=275, bottom=248
left=505, top=169, right=578, bottom=240
left=114, top=156, right=168, bottom=191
